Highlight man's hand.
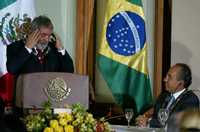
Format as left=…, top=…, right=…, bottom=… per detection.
left=54, top=34, right=64, bottom=50
left=135, top=115, right=149, bottom=127
left=25, top=29, right=41, bottom=49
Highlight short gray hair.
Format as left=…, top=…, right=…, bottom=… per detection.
left=30, top=15, right=53, bottom=32
left=175, top=63, right=192, bottom=88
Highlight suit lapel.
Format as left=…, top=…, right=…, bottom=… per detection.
left=169, top=90, right=189, bottom=115
left=31, top=50, right=40, bottom=63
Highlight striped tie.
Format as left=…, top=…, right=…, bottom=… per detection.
left=36, top=49, right=45, bottom=64
left=166, top=95, right=175, bottom=110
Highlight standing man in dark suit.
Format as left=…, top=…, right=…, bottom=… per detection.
left=7, top=15, right=74, bottom=75
left=6, top=16, right=74, bottom=119
left=136, top=63, right=199, bottom=128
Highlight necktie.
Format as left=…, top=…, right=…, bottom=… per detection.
left=36, top=49, right=45, bottom=64
left=166, top=95, right=175, bottom=110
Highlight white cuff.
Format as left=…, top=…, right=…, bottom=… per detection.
left=25, top=46, right=32, bottom=53
left=58, top=49, right=66, bottom=56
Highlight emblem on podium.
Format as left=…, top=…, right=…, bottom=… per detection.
left=44, top=77, right=71, bottom=102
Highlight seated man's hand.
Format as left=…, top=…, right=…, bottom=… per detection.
left=135, top=115, right=149, bottom=127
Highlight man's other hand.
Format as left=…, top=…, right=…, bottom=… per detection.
left=54, top=34, right=64, bottom=50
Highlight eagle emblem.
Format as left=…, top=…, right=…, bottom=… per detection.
left=44, top=77, right=71, bottom=102
left=0, top=13, right=32, bottom=45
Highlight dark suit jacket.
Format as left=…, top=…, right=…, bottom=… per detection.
left=150, top=90, right=199, bottom=128
left=6, top=40, right=74, bottom=75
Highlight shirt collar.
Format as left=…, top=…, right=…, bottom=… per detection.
left=173, top=88, right=186, bottom=100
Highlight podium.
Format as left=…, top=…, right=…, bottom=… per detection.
left=15, top=72, right=89, bottom=108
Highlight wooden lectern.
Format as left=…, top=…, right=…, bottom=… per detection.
left=15, top=72, right=89, bottom=108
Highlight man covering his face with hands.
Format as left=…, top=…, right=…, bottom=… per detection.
left=7, top=15, right=74, bottom=75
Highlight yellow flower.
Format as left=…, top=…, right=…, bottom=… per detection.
left=54, top=126, right=64, bottom=132
left=50, top=120, right=59, bottom=129
left=87, top=113, right=93, bottom=118
left=66, top=114, right=73, bottom=122
left=59, top=118, right=67, bottom=126
left=58, top=113, right=73, bottom=122
left=72, top=120, right=79, bottom=126
left=64, top=125, right=74, bottom=132
left=43, top=127, right=53, bottom=132
left=58, top=113, right=68, bottom=118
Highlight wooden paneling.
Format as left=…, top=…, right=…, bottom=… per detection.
left=154, top=0, right=172, bottom=98
left=154, top=0, right=164, bottom=97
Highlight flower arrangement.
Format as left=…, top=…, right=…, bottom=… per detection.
left=23, top=101, right=111, bottom=132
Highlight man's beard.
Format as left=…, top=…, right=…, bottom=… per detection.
left=35, top=42, right=48, bottom=51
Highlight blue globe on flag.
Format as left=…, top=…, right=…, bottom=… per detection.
left=106, top=11, right=146, bottom=56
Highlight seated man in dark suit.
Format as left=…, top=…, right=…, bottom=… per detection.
left=7, top=15, right=74, bottom=75
left=136, top=63, right=199, bottom=128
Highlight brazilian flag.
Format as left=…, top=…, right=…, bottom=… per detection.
left=97, top=0, right=153, bottom=114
